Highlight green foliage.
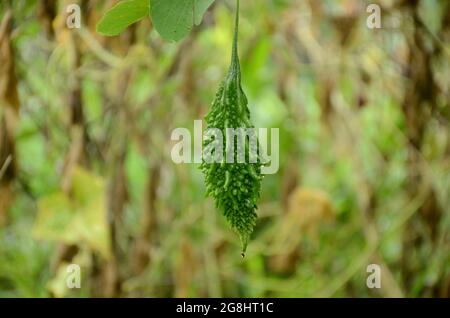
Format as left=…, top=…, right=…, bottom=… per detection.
left=193, top=0, right=216, bottom=25
left=96, top=0, right=150, bottom=36
left=0, top=213, right=51, bottom=297
left=96, top=0, right=215, bottom=41
left=201, top=0, right=262, bottom=254
left=150, top=0, right=215, bottom=41
left=3, top=0, right=449, bottom=298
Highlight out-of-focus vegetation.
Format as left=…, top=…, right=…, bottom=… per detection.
left=0, top=0, right=449, bottom=298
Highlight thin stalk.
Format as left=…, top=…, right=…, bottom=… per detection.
left=230, top=0, right=240, bottom=75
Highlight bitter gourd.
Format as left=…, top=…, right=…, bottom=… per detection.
left=201, top=0, right=262, bottom=256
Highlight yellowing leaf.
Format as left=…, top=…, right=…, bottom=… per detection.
left=71, top=165, right=105, bottom=206
left=33, top=166, right=111, bottom=259
left=33, top=192, right=78, bottom=243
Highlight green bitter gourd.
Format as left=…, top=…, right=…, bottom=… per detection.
left=201, top=0, right=262, bottom=256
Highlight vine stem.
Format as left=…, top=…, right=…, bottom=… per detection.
left=230, top=0, right=240, bottom=74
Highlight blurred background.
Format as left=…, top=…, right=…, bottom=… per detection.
left=0, top=0, right=449, bottom=297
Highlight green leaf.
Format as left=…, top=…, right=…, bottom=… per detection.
left=96, top=0, right=150, bottom=36
left=194, top=0, right=216, bottom=25
left=150, top=0, right=215, bottom=41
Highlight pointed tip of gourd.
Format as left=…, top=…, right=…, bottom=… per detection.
left=240, top=235, right=248, bottom=258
